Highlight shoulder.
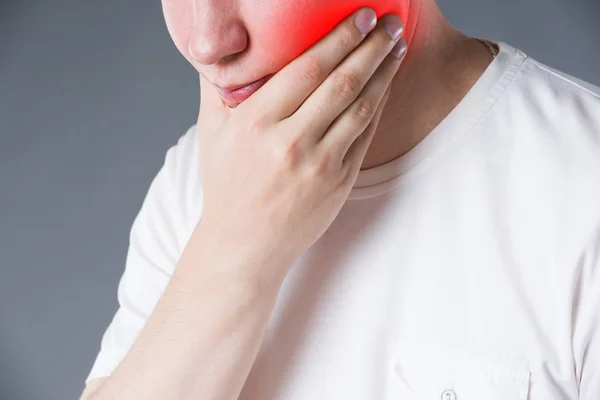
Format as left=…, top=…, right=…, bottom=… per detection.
left=130, top=124, right=203, bottom=265
left=479, top=45, right=600, bottom=252
left=162, top=123, right=200, bottom=185
left=491, top=45, right=600, bottom=178
left=521, top=56, right=600, bottom=101
left=504, top=49, right=600, bottom=139
left=140, top=123, right=201, bottom=213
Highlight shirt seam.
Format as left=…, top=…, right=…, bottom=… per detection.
left=388, top=49, right=529, bottom=190
left=531, top=61, right=600, bottom=101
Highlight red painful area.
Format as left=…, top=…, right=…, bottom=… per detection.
left=262, top=1, right=406, bottom=63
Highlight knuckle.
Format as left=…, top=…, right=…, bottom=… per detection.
left=304, top=152, right=330, bottom=179
left=353, top=96, right=377, bottom=120
left=332, top=70, right=362, bottom=101
left=274, top=136, right=302, bottom=170
left=299, top=55, right=325, bottom=83
left=338, top=28, right=355, bottom=49
left=248, top=115, right=267, bottom=135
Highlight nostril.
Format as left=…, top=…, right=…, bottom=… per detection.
left=188, top=20, right=249, bottom=66
left=188, top=37, right=219, bottom=64
left=188, top=40, right=202, bottom=62
left=188, top=41, right=195, bottom=59
left=188, top=40, right=209, bottom=62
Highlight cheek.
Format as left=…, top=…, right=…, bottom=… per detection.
left=161, top=0, right=406, bottom=70
left=258, top=0, right=405, bottom=64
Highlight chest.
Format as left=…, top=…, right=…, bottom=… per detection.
left=238, top=197, right=580, bottom=400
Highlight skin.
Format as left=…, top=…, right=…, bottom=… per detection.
left=160, top=0, right=495, bottom=169
left=165, top=0, right=409, bottom=73
left=81, top=0, right=497, bottom=397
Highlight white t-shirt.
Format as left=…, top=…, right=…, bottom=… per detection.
left=86, top=41, right=600, bottom=399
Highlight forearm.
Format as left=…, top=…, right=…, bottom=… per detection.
left=91, top=221, right=293, bottom=400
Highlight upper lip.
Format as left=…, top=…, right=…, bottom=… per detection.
left=215, top=75, right=272, bottom=92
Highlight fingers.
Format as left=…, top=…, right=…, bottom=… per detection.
left=242, top=8, right=379, bottom=123
left=291, top=13, right=404, bottom=146
left=321, top=30, right=406, bottom=170
left=341, top=82, right=392, bottom=180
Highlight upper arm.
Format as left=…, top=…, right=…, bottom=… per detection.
left=574, top=225, right=600, bottom=399
left=83, top=126, right=200, bottom=386
left=79, top=377, right=106, bottom=399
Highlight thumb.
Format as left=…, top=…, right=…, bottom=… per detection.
left=197, top=73, right=231, bottom=133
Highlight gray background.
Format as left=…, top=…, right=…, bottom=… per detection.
left=1, top=0, right=598, bottom=398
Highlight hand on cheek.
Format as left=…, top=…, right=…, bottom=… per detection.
left=261, top=0, right=406, bottom=64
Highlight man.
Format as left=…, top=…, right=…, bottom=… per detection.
left=81, top=0, right=600, bottom=398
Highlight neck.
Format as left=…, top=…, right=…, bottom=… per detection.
left=361, top=0, right=496, bottom=170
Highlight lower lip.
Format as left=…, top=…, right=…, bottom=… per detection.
left=217, top=75, right=272, bottom=105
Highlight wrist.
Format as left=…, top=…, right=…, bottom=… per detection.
left=181, top=217, right=296, bottom=294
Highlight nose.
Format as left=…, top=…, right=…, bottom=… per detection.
left=188, top=0, right=248, bottom=65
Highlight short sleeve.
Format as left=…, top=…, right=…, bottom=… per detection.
left=85, top=125, right=200, bottom=384
left=574, top=224, right=600, bottom=399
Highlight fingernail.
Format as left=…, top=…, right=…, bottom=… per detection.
left=382, top=15, right=404, bottom=41
left=355, top=8, right=377, bottom=36
left=391, top=39, right=408, bottom=60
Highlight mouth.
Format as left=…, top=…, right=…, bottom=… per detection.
left=215, top=74, right=274, bottom=106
